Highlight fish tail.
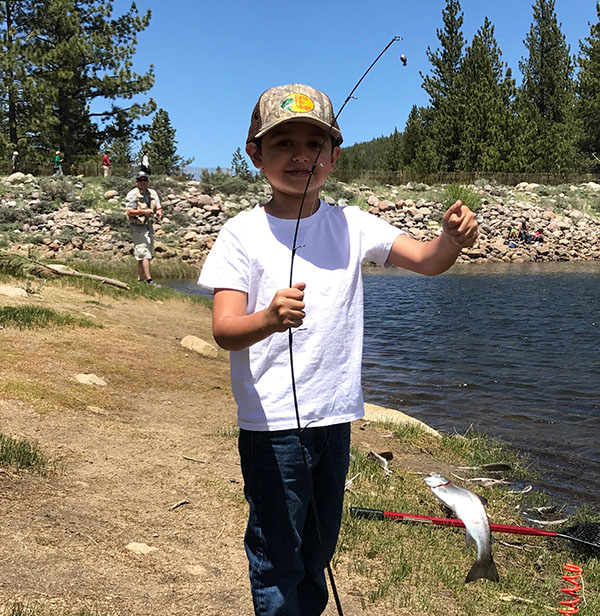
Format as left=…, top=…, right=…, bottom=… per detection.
left=465, top=557, right=499, bottom=583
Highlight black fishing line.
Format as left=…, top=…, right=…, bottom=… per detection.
left=286, top=36, right=404, bottom=616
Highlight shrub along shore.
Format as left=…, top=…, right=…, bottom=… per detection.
left=1, top=172, right=599, bottom=269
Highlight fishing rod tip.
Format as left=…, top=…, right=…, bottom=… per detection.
left=393, top=36, right=403, bottom=41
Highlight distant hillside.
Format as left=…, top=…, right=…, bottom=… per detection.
left=336, top=133, right=396, bottom=172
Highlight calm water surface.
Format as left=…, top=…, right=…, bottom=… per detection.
left=362, top=262, right=600, bottom=507
left=169, top=262, right=600, bottom=507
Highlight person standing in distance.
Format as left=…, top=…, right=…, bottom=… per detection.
left=53, top=151, right=63, bottom=176
left=140, top=151, right=150, bottom=175
left=125, top=171, right=162, bottom=286
left=198, top=83, right=478, bottom=614
left=102, top=151, right=112, bottom=177
left=11, top=151, right=19, bottom=174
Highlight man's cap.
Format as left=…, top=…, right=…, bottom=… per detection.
left=136, top=171, right=149, bottom=180
left=247, top=84, right=343, bottom=145
left=13, top=151, right=18, bottom=155
left=55, top=151, right=60, bottom=154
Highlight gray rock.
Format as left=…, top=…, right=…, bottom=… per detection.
left=6, top=172, right=26, bottom=184
left=75, top=373, right=107, bottom=386
left=181, top=335, right=218, bottom=359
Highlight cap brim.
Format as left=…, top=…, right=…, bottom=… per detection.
left=253, top=117, right=342, bottom=143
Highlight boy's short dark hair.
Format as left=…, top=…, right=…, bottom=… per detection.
left=247, top=83, right=343, bottom=147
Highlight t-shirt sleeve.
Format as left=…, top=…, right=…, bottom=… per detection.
left=197, top=221, right=250, bottom=292
left=352, top=208, right=405, bottom=265
left=125, top=190, right=137, bottom=210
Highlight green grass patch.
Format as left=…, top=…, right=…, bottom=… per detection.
left=441, top=183, right=481, bottom=211
left=0, top=379, right=110, bottom=415
left=337, top=422, right=600, bottom=614
left=0, top=432, right=48, bottom=472
left=2, top=601, right=108, bottom=616
left=52, top=257, right=211, bottom=306
left=65, top=255, right=199, bottom=281
left=0, top=305, right=98, bottom=329
left=0, top=250, right=206, bottom=304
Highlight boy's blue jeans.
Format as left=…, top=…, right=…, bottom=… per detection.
left=239, top=422, right=351, bottom=616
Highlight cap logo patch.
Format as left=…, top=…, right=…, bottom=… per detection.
left=280, top=93, right=314, bottom=113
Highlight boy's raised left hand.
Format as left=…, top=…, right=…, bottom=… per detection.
left=442, top=201, right=478, bottom=248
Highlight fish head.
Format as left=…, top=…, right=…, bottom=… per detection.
left=424, top=473, right=449, bottom=489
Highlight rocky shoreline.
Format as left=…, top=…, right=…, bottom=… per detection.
left=1, top=172, right=599, bottom=265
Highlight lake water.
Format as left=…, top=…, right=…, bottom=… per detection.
left=167, top=262, right=600, bottom=508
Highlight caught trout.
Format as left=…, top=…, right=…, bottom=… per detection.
left=424, top=473, right=499, bottom=583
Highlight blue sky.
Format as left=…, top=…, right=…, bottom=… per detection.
left=111, top=0, right=598, bottom=169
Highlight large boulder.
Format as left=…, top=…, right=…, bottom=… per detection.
left=6, top=172, right=26, bottom=184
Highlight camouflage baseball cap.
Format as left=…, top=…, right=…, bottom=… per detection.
left=247, top=84, right=343, bottom=145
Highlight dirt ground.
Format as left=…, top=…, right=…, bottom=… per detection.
left=0, top=283, right=444, bottom=616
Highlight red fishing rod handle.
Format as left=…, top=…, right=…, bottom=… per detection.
left=350, top=507, right=560, bottom=537
left=350, top=507, right=465, bottom=528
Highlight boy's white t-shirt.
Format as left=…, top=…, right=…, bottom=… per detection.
left=198, top=201, right=403, bottom=431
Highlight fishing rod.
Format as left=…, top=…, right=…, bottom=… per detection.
left=286, top=37, right=405, bottom=615
left=288, top=36, right=404, bottom=282
left=350, top=507, right=600, bottom=552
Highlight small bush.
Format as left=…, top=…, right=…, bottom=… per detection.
left=67, top=198, right=89, bottom=213
left=97, top=211, right=129, bottom=235
left=99, top=175, right=131, bottom=194
left=143, top=175, right=181, bottom=196
left=56, top=227, right=88, bottom=246
left=441, top=184, right=481, bottom=211
left=26, top=233, right=48, bottom=246
left=168, top=210, right=194, bottom=227
left=322, top=179, right=357, bottom=202
left=78, top=184, right=107, bottom=210
left=30, top=200, right=60, bottom=215
left=200, top=168, right=254, bottom=196
left=0, top=432, right=48, bottom=472
left=39, top=177, right=76, bottom=203
left=0, top=206, right=32, bottom=229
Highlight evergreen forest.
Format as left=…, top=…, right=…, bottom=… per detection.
left=337, top=0, right=600, bottom=181
left=0, top=0, right=188, bottom=175
left=2, top=0, right=600, bottom=180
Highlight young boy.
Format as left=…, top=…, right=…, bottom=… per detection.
left=198, top=83, right=477, bottom=615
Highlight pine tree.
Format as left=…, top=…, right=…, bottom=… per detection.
left=384, top=128, right=402, bottom=171
left=418, top=0, right=466, bottom=171
left=576, top=1, right=600, bottom=170
left=401, top=106, right=426, bottom=169
left=420, top=0, right=465, bottom=110
left=518, top=0, right=582, bottom=172
left=1, top=0, right=155, bottom=164
left=144, top=108, right=192, bottom=176
left=455, top=18, right=516, bottom=171
left=400, top=106, right=440, bottom=174
left=231, top=147, right=252, bottom=179
left=0, top=0, right=37, bottom=159
left=102, top=106, right=149, bottom=170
